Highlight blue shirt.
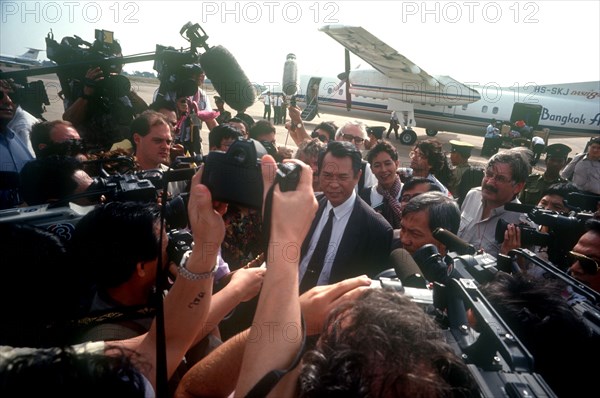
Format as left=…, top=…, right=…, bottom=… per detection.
left=0, top=127, right=34, bottom=208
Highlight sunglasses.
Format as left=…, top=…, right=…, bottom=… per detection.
left=569, top=251, right=600, bottom=274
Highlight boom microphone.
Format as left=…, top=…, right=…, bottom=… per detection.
left=432, top=227, right=477, bottom=255
left=282, top=53, right=298, bottom=96
left=200, top=45, right=255, bottom=112
left=389, top=248, right=427, bottom=288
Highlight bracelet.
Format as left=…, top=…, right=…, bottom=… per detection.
left=178, top=250, right=218, bottom=280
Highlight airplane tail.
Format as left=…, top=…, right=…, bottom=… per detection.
left=20, top=48, right=41, bottom=60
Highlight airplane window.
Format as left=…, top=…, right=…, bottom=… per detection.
left=462, top=104, right=468, bottom=110
left=482, top=106, right=488, bottom=113
left=327, top=87, right=333, bottom=94
left=492, top=107, right=499, bottom=114
left=339, top=89, right=343, bottom=95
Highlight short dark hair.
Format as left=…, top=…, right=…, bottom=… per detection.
left=248, top=119, right=275, bottom=140
left=400, top=177, right=442, bottom=196
left=366, top=140, right=398, bottom=164
left=317, top=141, right=362, bottom=177
left=130, top=110, right=170, bottom=150
left=148, top=98, right=177, bottom=113
left=402, top=191, right=460, bottom=234
left=208, top=124, right=242, bottom=149
left=69, top=202, right=161, bottom=289
left=542, top=182, right=579, bottom=200
left=30, top=120, right=75, bottom=154
left=312, top=121, right=337, bottom=141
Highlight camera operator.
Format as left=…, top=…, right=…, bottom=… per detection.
left=130, top=110, right=187, bottom=196
left=30, top=120, right=87, bottom=160
left=62, top=40, right=148, bottom=153
left=499, top=182, right=584, bottom=273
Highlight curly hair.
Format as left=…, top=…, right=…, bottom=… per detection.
left=414, top=139, right=453, bottom=188
left=299, top=289, right=477, bottom=398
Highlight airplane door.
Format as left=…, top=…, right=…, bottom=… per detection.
left=510, top=103, right=543, bottom=129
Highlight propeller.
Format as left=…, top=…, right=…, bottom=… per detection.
left=335, top=48, right=352, bottom=111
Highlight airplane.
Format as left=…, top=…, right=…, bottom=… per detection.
left=295, top=25, right=600, bottom=145
left=0, top=48, right=43, bottom=69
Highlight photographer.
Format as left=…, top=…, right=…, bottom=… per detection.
left=30, top=120, right=87, bottom=160
left=62, top=40, right=148, bottom=152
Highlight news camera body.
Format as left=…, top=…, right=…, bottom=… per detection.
left=46, top=29, right=131, bottom=103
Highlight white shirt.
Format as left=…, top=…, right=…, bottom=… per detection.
left=299, top=191, right=356, bottom=285
left=7, top=106, right=38, bottom=158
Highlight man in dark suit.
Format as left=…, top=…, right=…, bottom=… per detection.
left=299, top=141, right=393, bottom=292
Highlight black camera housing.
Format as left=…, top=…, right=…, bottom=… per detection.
left=495, top=218, right=550, bottom=247
left=202, top=138, right=267, bottom=209
left=202, top=138, right=301, bottom=209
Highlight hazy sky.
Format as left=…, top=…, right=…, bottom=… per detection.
left=1, top=0, right=599, bottom=88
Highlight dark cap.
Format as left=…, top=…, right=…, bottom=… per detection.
left=589, top=136, right=600, bottom=146
left=449, top=140, right=474, bottom=157
left=545, top=143, right=571, bottom=159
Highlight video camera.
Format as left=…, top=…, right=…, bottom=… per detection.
left=45, top=28, right=131, bottom=103
left=496, top=203, right=593, bottom=270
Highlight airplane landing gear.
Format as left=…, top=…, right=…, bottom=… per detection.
left=425, top=129, right=438, bottom=137
left=399, top=129, right=417, bottom=145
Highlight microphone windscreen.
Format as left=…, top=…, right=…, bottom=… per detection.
left=282, top=54, right=298, bottom=96
left=200, top=45, right=255, bottom=112
left=433, top=228, right=476, bottom=255
left=389, top=248, right=427, bottom=288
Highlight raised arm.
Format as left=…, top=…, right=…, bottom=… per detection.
left=233, top=156, right=317, bottom=397
left=118, top=167, right=225, bottom=390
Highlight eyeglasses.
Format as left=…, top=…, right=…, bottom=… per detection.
left=569, top=251, right=600, bottom=274
left=342, top=133, right=364, bottom=144
left=311, top=131, right=328, bottom=142
left=484, top=169, right=513, bottom=184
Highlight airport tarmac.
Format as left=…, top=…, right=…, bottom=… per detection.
left=21, top=70, right=597, bottom=172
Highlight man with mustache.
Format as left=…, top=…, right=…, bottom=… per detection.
left=457, top=151, right=531, bottom=258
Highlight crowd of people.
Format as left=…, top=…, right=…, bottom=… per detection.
left=1, top=53, right=600, bottom=397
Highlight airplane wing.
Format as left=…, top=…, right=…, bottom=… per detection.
left=319, top=25, right=439, bottom=86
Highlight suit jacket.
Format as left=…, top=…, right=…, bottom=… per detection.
left=301, top=194, right=393, bottom=284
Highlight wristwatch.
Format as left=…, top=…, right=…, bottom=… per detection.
left=178, top=250, right=218, bottom=280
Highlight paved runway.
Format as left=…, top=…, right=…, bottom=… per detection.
left=25, top=70, right=596, bottom=173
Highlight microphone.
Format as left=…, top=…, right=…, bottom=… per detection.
left=282, top=53, right=298, bottom=96
left=200, top=45, right=255, bottom=112
left=389, top=248, right=427, bottom=288
left=504, top=202, right=535, bottom=214
left=432, top=227, right=477, bottom=255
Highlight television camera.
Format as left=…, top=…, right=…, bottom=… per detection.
left=377, top=227, right=600, bottom=396
left=496, top=202, right=594, bottom=270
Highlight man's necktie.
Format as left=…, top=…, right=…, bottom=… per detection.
left=300, top=209, right=335, bottom=294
